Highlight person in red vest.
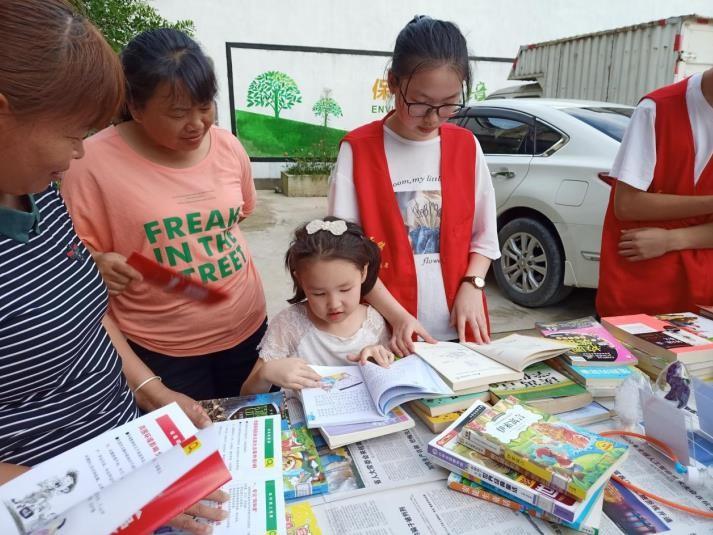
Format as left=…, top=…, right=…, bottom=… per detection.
left=597, top=67, right=713, bottom=318
left=329, top=16, right=500, bottom=355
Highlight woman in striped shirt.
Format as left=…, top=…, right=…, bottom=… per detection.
left=0, top=1, right=224, bottom=532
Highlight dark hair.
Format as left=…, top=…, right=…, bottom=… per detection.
left=0, top=0, right=124, bottom=128
left=391, top=15, right=472, bottom=94
left=285, top=217, right=381, bottom=304
left=121, top=28, right=217, bottom=119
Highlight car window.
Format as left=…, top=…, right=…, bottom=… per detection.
left=561, top=107, right=633, bottom=142
left=534, top=120, right=563, bottom=154
left=461, top=116, right=533, bottom=155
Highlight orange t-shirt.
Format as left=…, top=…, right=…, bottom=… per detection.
left=62, top=126, right=266, bottom=356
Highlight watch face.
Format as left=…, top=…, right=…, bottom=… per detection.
left=474, top=276, right=485, bottom=288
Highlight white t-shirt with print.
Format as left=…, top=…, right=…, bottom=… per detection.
left=259, top=303, right=390, bottom=366
left=328, top=126, right=500, bottom=340
left=611, top=72, right=713, bottom=190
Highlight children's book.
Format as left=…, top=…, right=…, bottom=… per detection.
left=318, top=406, right=415, bottom=449
left=459, top=396, right=629, bottom=501
left=489, top=362, right=593, bottom=414
left=602, top=313, right=713, bottom=365
left=413, top=334, right=572, bottom=391
left=199, top=392, right=328, bottom=500
left=299, top=356, right=451, bottom=428
left=550, top=359, right=638, bottom=388
left=426, top=401, right=598, bottom=524
left=408, top=402, right=463, bottom=433
left=536, top=316, right=637, bottom=367
left=409, top=390, right=490, bottom=417
left=446, top=473, right=603, bottom=534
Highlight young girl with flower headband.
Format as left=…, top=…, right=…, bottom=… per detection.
left=241, top=217, right=394, bottom=394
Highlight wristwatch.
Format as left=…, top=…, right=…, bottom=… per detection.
left=461, top=275, right=486, bottom=290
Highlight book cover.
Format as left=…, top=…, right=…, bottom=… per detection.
left=460, top=396, right=629, bottom=501
left=427, top=402, right=598, bottom=524
left=199, top=392, right=327, bottom=500
left=410, top=390, right=489, bottom=417
left=656, top=312, right=713, bottom=342
left=602, top=313, right=713, bottom=365
left=537, top=316, right=637, bottom=367
left=489, top=362, right=592, bottom=413
left=556, top=402, right=613, bottom=427
left=551, top=359, right=637, bottom=384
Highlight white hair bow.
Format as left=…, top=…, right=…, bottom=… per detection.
left=305, top=219, right=348, bottom=236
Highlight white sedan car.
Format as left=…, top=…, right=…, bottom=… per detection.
left=450, top=99, right=633, bottom=307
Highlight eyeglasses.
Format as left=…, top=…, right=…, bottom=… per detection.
left=398, top=85, right=465, bottom=118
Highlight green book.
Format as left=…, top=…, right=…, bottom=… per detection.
left=410, top=390, right=490, bottom=416
left=489, top=362, right=592, bottom=414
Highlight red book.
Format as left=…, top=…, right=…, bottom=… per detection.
left=126, top=252, right=228, bottom=303
left=115, top=451, right=231, bottom=534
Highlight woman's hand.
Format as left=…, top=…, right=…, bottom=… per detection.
left=93, top=251, right=142, bottom=295
left=134, top=381, right=212, bottom=428
left=166, top=489, right=230, bottom=535
left=450, top=284, right=490, bottom=344
left=388, top=313, right=437, bottom=356
left=618, top=228, right=673, bottom=261
left=260, top=358, right=322, bottom=390
left=347, top=345, right=395, bottom=368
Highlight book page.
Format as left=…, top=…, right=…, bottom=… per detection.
left=464, top=334, right=570, bottom=370
left=300, top=365, right=383, bottom=427
left=359, top=356, right=452, bottom=415
left=413, top=342, right=517, bottom=387
left=0, top=403, right=196, bottom=535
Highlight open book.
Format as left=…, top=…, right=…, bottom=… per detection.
left=0, top=404, right=230, bottom=535
left=300, top=355, right=451, bottom=428
left=414, top=334, right=572, bottom=391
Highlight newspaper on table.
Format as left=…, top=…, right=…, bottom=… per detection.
left=285, top=479, right=593, bottom=535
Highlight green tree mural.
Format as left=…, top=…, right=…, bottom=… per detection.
left=470, top=81, right=488, bottom=102
left=68, top=0, right=194, bottom=52
left=246, top=71, right=302, bottom=119
left=312, top=90, right=343, bottom=127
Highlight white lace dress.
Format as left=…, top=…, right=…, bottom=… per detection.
left=259, top=303, right=390, bottom=366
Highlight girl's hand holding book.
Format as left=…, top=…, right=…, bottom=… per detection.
left=347, top=344, right=395, bottom=368
left=388, top=313, right=436, bottom=356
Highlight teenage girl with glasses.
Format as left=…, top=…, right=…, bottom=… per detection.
left=329, top=15, right=500, bottom=354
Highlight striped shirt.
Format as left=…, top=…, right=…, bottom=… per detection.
left=0, top=186, right=139, bottom=466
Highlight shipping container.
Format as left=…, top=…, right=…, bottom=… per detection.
left=504, top=14, right=713, bottom=105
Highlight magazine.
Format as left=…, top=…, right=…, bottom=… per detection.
left=536, top=316, right=637, bottom=367
left=299, top=356, right=451, bottom=428
left=0, top=404, right=228, bottom=535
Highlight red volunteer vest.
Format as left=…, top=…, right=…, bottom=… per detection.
left=596, top=78, right=713, bottom=317
left=344, top=116, right=489, bottom=338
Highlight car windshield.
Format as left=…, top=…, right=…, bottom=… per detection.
left=561, top=106, right=633, bottom=142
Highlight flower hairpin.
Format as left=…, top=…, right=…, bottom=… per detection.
left=306, top=219, right=348, bottom=236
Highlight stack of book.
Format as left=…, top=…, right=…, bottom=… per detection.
left=427, top=397, right=629, bottom=534
left=537, top=317, right=639, bottom=398
left=602, top=312, right=713, bottom=381
left=408, top=390, right=490, bottom=432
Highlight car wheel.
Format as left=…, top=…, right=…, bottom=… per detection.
left=494, top=217, right=573, bottom=307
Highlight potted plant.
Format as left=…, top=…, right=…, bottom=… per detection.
left=280, top=139, right=337, bottom=197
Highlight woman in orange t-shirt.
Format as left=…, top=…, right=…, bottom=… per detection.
left=62, top=29, right=267, bottom=400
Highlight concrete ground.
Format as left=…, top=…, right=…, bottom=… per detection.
left=242, top=191, right=596, bottom=334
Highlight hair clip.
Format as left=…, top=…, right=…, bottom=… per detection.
left=306, top=219, right=348, bottom=236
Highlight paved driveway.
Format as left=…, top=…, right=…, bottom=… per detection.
left=242, top=191, right=596, bottom=334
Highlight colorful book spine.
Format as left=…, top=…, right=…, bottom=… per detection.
left=446, top=473, right=599, bottom=535
left=460, top=396, right=628, bottom=501
left=489, top=362, right=586, bottom=402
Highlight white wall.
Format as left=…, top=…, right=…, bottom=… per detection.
left=151, top=0, right=713, bottom=177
